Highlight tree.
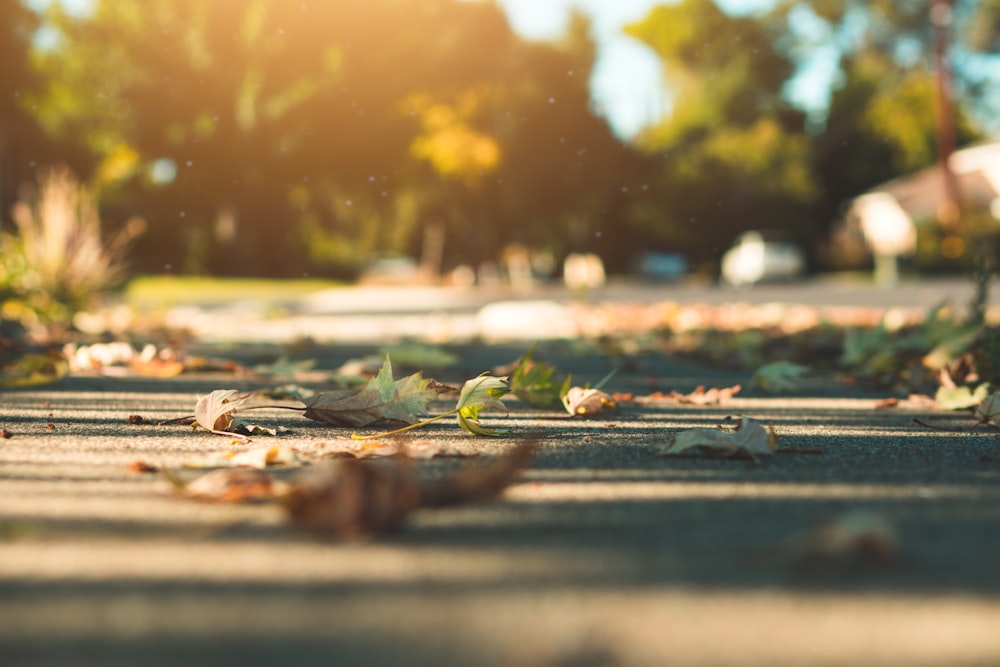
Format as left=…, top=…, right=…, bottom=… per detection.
left=624, top=0, right=816, bottom=266
left=25, top=0, right=637, bottom=277
left=772, top=1, right=987, bottom=247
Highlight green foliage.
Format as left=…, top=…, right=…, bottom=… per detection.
left=510, top=344, right=571, bottom=409
left=25, top=0, right=635, bottom=276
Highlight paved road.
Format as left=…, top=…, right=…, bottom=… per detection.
left=159, top=276, right=995, bottom=344
left=3, top=341, right=1000, bottom=666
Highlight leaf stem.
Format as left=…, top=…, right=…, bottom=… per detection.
left=351, top=410, right=458, bottom=440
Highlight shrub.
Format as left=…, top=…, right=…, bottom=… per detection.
left=0, top=166, right=143, bottom=334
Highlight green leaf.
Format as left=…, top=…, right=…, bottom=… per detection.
left=303, top=355, right=440, bottom=427
left=935, top=383, right=991, bottom=411
left=752, top=361, right=808, bottom=393
left=509, top=344, right=569, bottom=409
left=456, top=374, right=510, bottom=436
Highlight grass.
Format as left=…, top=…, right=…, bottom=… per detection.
left=122, top=275, right=345, bottom=310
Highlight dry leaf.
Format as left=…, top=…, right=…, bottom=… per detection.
left=184, top=445, right=302, bottom=469
left=669, top=384, right=741, bottom=406
left=562, top=387, right=617, bottom=417
left=321, top=440, right=467, bottom=460
left=173, top=468, right=285, bottom=503
left=284, top=457, right=422, bottom=539
left=793, top=510, right=900, bottom=565
left=303, top=356, right=443, bottom=427
left=194, top=389, right=253, bottom=437
left=975, top=391, right=1000, bottom=425
left=662, top=416, right=778, bottom=460
left=421, top=442, right=537, bottom=507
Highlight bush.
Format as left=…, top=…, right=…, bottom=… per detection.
left=0, top=166, right=143, bottom=335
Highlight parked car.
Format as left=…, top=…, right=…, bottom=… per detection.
left=634, top=251, right=689, bottom=281
left=720, top=230, right=805, bottom=286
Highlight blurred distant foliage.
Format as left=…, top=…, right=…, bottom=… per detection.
left=1, top=0, right=999, bottom=280
left=625, top=0, right=816, bottom=265
left=19, top=0, right=639, bottom=277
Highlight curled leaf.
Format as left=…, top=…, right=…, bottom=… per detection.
left=562, top=387, right=617, bottom=417
left=661, top=416, right=778, bottom=460
left=456, top=374, right=510, bottom=436
left=194, top=389, right=253, bottom=438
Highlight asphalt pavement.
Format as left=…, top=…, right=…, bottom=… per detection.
left=3, top=285, right=1000, bottom=666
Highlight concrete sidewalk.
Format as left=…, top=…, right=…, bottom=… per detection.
left=3, top=340, right=1000, bottom=666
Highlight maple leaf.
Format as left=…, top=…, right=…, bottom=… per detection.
left=509, top=344, right=570, bottom=409
left=752, top=361, right=808, bottom=393
left=303, top=356, right=442, bottom=427
left=456, top=374, right=510, bottom=435
left=661, top=416, right=778, bottom=461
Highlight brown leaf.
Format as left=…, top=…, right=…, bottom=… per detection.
left=284, top=457, right=421, bottom=539
left=421, top=441, right=537, bottom=508
left=562, top=387, right=617, bottom=417
left=127, top=460, right=159, bottom=474
left=174, top=468, right=283, bottom=503
left=794, top=510, right=900, bottom=565
left=302, top=356, right=444, bottom=427
left=668, top=384, right=741, bottom=406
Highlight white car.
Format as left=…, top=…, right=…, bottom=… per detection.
left=720, top=231, right=805, bottom=286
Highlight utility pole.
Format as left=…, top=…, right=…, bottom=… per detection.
left=931, top=0, right=963, bottom=227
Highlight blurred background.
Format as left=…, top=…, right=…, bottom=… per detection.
left=2, top=0, right=999, bottom=294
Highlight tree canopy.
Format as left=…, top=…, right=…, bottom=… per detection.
left=3, top=0, right=998, bottom=278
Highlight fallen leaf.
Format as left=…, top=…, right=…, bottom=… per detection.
left=669, top=384, right=741, bottom=406
left=171, top=468, right=285, bottom=503
left=509, top=344, right=570, bottom=409
left=975, top=391, right=1000, bottom=425
left=284, top=457, right=421, bottom=539
left=130, top=356, right=186, bottom=377
left=661, top=416, right=778, bottom=460
left=303, top=356, right=443, bottom=427
left=752, top=361, right=808, bottom=393
left=562, top=386, right=617, bottom=417
left=284, top=441, right=536, bottom=539
left=184, top=445, right=302, bottom=469
left=193, top=389, right=254, bottom=438
left=793, top=510, right=899, bottom=565
left=421, top=441, right=537, bottom=507
left=935, top=383, right=990, bottom=411
left=126, top=460, right=159, bottom=474
left=456, top=374, right=510, bottom=435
